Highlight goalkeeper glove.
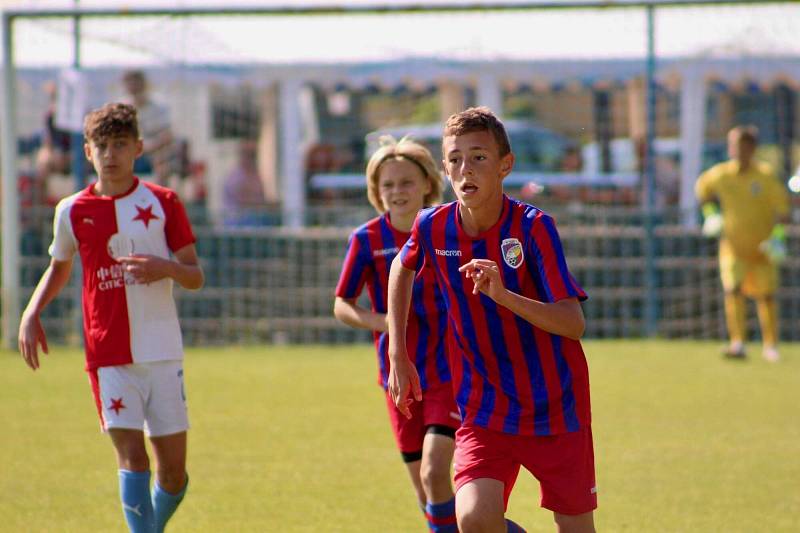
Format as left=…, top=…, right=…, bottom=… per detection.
left=760, top=224, right=787, bottom=264
left=701, top=203, right=723, bottom=238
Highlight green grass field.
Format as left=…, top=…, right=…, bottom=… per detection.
left=2, top=341, right=799, bottom=532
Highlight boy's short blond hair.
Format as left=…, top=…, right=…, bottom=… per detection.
left=729, top=124, right=759, bottom=146
left=443, top=106, right=511, bottom=157
left=365, top=135, right=443, bottom=214
left=84, top=102, right=140, bottom=142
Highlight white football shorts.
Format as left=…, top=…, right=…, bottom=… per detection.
left=89, top=360, right=189, bottom=437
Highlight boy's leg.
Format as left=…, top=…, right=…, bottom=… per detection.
left=456, top=478, right=506, bottom=532
left=722, top=290, right=747, bottom=355
left=145, top=361, right=190, bottom=533
left=522, top=426, right=596, bottom=533
left=94, top=366, right=154, bottom=533
left=421, top=429, right=456, bottom=501
left=719, top=254, right=747, bottom=356
left=553, top=512, right=595, bottom=533
left=150, top=432, right=188, bottom=533
left=402, top=457, right=427, bottom=506
left=755, top=296, right=779, bottom=360
left=384, top=389, right=430, bottom=522
left=110, top=429, right=155, bottom=533
left=421, top=428, right=457, bottom=532
left=453, top=426, right=521, bottom=533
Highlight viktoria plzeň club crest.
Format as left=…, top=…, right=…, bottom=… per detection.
left=501, top=238, right=524, bottom=269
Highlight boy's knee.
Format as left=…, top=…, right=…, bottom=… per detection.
left=420, top=460, right=447, bottom=487
left=118, top=456, right=149, bottom=472
left=111, top=436, right=149, bottom=471
left=457, top=509, right=495, bottom=533
left=553, top=512, right=595, bottom=533
left=156, top=466, right=187, bottom=493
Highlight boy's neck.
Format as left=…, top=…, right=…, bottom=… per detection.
left=459, top=194, right=504, bottom=236
left=389, top=212, right=415, bottom=233
left=93, top=175, right=136, bottom=197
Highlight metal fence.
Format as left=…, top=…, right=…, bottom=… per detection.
left=19, top=203, right=800, bottom=344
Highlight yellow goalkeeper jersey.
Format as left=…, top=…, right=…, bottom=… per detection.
left=695, top=159, right=789, bottom=260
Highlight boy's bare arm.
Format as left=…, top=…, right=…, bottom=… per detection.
left=386, top=256, right=421, bottom=418
left=333, top=297, right=387, bottom=332
left=19, top=258, right=74, bottom=370
left=117, top=243, right=204, bottom=290
left=459, top=258, right=585, bottom=340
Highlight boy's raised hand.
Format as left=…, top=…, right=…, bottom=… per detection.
left=18, top=312, right=49, bottom=370
left=459, top=259, right=505, bottom=301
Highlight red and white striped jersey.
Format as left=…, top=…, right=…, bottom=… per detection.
left=49, top=178, right=196, bottom=370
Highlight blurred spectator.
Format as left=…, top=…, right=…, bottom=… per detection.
left=121, top=69, right=175, bottom=185
left=304, top=141, right=358, bottom=204
left=35, top=82, right=71, bottom=179
left=560, top=144, right=583, bottom=172
left=35, top=81, right=72, bottom=205
left=222, top=139, right=268, bottom=226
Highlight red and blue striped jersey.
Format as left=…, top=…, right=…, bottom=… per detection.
left=335, top=214, right=450, bottom=391
left=400, top=195, right=590, bottom=436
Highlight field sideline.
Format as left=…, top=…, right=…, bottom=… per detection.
left=2, top=340, right=799, bottom=532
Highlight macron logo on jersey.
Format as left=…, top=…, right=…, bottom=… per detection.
left=373, top=247, right=399, bottom=257
left=435, top=248, right=462, bottom=257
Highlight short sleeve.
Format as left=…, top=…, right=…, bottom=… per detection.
left=335, top=232, right=370, bottom=299
left=399, top=215, right=425, bottom=272
left=695, top=166, right=718, bottom=203
left=160, top=190, right=196, bottom=253
left=527, top=213, right=587, bottom=303
left=48, top=198, right=77, bottom=261
left=769, top=174, right=790, bottom=217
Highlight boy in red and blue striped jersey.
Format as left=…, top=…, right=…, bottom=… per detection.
left=388, top=108, right=596, bottom=533
left=334, top=136, right=460, bottom=532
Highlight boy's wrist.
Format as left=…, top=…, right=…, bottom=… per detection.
left=22, top=305, right=41, bottom=318
left=494, top=288, right=514, bottom=309
left=387, top=344, right=408, bottom=362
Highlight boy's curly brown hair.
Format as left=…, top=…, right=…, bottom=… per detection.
left=83, top=102, right=140, bottom=142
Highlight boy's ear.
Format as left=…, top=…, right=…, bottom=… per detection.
left=84, top=143, right=92, bottom=162
left=135, top=138, right=144, bottom=157
left=499, top=152, right=515, bottom=179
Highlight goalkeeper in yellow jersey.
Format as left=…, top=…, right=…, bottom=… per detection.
left=695, top=125, right=789, bottom=362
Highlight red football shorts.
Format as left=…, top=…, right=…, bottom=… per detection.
left=453, top=424, right=597, bottom=515
left=384, top=382, right=462, bottom=455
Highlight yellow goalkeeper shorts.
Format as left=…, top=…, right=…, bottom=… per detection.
left=719, top=252, right=778, bottom=297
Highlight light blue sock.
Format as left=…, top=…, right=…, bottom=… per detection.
left=152, top=475, right=188, bottom=533
left=506, top=518, right=527, bottom=532
left=119, top=470, right=155, bottom=533
left=424, top=497, right=458, bottom=532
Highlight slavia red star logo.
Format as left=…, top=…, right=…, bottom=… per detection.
left=133, top=205, right=159, bottom=228
left=108, top=397, right=126, bottom=415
